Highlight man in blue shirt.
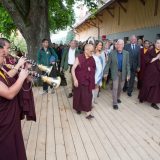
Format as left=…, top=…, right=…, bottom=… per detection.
left=104, top=39, right=130, bottom=110
left=117, top=51, right=123, bottom=72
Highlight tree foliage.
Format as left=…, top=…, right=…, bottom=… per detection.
left=48, top=0, right=75, bottom=33
left=0, top=0, right=105, bottom=58
left=0, top=0, right=102, bottom=37
left=0, top=3, right=16, bottom=38
left=66, top=30, right=75, bottom=43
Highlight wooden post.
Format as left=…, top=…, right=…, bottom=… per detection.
left=118, top=6, right=120, bottom=25
left=154, top=0, right=158, bottom=16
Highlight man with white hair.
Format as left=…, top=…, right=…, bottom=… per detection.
left=123, top=35, right=140, bottom=97
left=72, top=44, right=96, bottom=119
left=104, top=39, right=130, bottom=110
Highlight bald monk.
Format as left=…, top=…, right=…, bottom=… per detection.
left=72, top=44, right=96, bottom=119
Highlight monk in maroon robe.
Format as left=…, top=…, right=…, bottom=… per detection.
left=138, top=39, right=160, bottom=109
left=72, top=44, right=96, bottom=119
left=0, top=38, right=36, bottom=121
left=3, top=59, right=36, bottom=121
left=137, top=40, right=150, bottom=89
left=0, top=46, right=28, bottom=160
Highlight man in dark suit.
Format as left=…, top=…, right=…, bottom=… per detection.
left=123, top=35, right=140, bottom=97
left=60, top=40, right=80, bottom=98
left=104, top=39, right=130, bottom=110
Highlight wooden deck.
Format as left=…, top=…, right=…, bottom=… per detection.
left=22, top=86, right=160, bottom=160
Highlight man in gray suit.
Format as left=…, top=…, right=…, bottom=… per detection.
left=104, top=39, right=130, bottom=110
left=123, top=35, right=140, bottom=96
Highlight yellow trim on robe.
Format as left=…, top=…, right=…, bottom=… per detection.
left=155, top=48, right=160, bottom=54
left=0, top=70, right=8, bottom=84
left=144, top=48, right=148, bottom=54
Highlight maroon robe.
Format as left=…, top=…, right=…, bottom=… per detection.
left=138, top=48, right=160, bottom=103
left=73, top=54, right=96, bottom=112
left=18, top=81, right=36, bottom=121
left=0, top=69, right=27, bottom=160
left=5, top=56, right=16, bottom=65
left=137, top=48, right=149, bottom=89
left=3, top=64, right=36, bottom=121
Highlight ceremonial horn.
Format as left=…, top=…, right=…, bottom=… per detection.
left=41, top=76, right=61, bottom=89
left=4, top=64, right=61, bottom=88
left=9, top=52, right=52, bottom=75
left=9, top=51, right=37, bottom=66
left=37, top=64, right=53, bottom=75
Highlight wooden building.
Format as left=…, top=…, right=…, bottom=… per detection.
left=74, top=0, right=160, bottom=43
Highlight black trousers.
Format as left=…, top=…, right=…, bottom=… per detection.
left=123, top=71, right=136, bottom=94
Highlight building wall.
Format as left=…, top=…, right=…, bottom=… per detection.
left=75, top=26, right=98, bottom=42
left=75, top=0, right=160, bottom=42
left=107, top=26, right=160, bottom=42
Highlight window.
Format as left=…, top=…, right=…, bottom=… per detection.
left=156, top=34, right=160, bottom=39
left=137, top=35, right=144, bottom=41
left=124, top=37, right=129, bottom=44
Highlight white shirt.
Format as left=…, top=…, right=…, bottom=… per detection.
left=68, top=48, right=76, bottom=65
left=131, top=44, right=135, bottom=50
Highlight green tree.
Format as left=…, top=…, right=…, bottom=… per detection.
left=0, top=0, right=99, bottom=59
left=65, top=30, right=75, bottom=44
left=9, top=32, right=27, bottom=52
left=0, top=4, right=16, bottom=38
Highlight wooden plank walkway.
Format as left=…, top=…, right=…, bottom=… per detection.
left=22, top=86, right=160, bottom=160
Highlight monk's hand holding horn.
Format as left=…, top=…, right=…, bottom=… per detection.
left=19, top=69, right=29, bottom=80
left=17, top=57, right=27, bottom=68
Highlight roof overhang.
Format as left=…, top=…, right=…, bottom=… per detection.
left=74, top=0, right=116, bottom=29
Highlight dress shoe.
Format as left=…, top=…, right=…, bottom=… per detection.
left=151, top=103, right=159, bottom=110
left=77, top=111, right=81, bottom=114
left=68, top=93, right=73, bottom=98
left=139, top=99, right=143, bottom=103
left=123, top=88, right=127, bottom=92
left=127, top=93, right=132, bottom=97
left=113, top=105, right=118, bottom=110
left=86, top=114, right=94, bottom=119
left=117, top=99, right=121, bottom=103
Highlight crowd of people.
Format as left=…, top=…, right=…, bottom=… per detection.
left=0, top=34, right=160, bottom=159
left=45, top=36, right=159, bottom=119
left=37, top=36, right=160, bottom=119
